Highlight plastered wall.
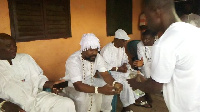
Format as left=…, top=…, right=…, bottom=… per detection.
left=0, top=0, right=142, bottom=80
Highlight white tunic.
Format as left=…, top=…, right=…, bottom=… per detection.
left=151, top=22, right=200, bottom=112
left=101, top=43, right=130, bottom=81
left=0, top=53, right=75, bottom=112
left=100, top=43, right=137, bottom=107
left=137, top=41, right=152, bottom=78
left=63, top=51, right=112, bottom=112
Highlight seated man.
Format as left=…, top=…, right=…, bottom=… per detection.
left=0, top=33, right=75, bottom=112
left=62, top=33, right=123, bottom=112
left=132, top=29, right=157, bottom=108
left=101, top=29, right=147, bottom=112
left=136, top=29, right=157, bottom=78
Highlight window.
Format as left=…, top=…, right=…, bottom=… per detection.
left=8, top=0, right=71, bottom=42
left=106, top=0, right=132, bottom=36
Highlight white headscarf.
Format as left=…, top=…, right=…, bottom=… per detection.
left=80, top=33, right=100, bottom=52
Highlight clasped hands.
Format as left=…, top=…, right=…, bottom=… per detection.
left=100, top=82, right=123, bottom=95
left=113, top=82, right=123, bottom=94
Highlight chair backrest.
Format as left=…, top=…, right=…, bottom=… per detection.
left=127, top=40, right=141, bottom=61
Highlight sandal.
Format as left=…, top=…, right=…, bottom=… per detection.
left=134, top=100, right=152, bottom=108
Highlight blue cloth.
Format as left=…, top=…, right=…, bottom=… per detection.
left=111, top=95, right=118, bottom=112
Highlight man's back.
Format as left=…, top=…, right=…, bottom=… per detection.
left=151, top=22, right=200, bottom=111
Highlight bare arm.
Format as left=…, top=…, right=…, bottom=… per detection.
left=99, top=71, right=115, bottom=85
left=0, top=98, right=25, bottom=112
left=72, top=71, right=123, bottom=95
left=127, top=78, right=163, bottom=94
left=43, top=81, right=55, bottom=89
left=110, top=67, right=118, bottom=72
left=109, top=63, right=128, bottom=73
left=99, top=71, right=123, bottom=94
left=73, top=81, right=116, bottom=95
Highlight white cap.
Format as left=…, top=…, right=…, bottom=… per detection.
left=80, top=33, right=100, bottom=52
left=115, top=29, right=130, bottom=40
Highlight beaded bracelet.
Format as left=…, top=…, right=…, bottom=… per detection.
left=95, top=87, right=98, bottom=93
left=116, top=67, right=118, bottom=71
left=112, top=81, right=117, bottom=86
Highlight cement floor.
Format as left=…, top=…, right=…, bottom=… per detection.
left=116, top=93, right=169, bottom=112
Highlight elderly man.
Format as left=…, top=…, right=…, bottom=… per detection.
left=100, top=29, right=141, bottom=112
left=62, top=33, right=123, bottom=112
left=0, top=33, right=75, bottom=112
left=128, top=0, right=200, bottom=112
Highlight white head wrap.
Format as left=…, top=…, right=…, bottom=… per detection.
left=115, top=29, right=130, bottom=40
left=80, top=33, right=100, bottom=52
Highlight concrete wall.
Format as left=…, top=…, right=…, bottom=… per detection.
left=0, top=0, right=142, bottom=80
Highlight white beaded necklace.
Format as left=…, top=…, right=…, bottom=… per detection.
left=144, top=46, right=151, bottom=61
left=81, top=57, right=94, bottom=112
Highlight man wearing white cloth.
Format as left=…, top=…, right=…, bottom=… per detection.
left=0, top=33, right=76, bottom=112
left=128, top=0, right=200, bottom=112
left=62, top=33, right=123, bottom=112
left=100, top=29, right=139, bottom=112
left=132, top=29, right=157, bottom=108
left=136, top=29, right=157, bottom=79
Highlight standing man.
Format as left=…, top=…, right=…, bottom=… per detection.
left=0, top=33, right=76, bottom=112
left=128, top=0, right=200, bottom=112
left=62, top=33, right=123, bottom=112
left=100, top=29, right=138, bottom=112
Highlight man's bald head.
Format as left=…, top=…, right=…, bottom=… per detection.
left=142, top=0, right=179, bottom=33
left=143, top=0, right=174, bottom=11
left=0, top=33, right=14, bottom=43
left=0, top=33, right=17, bottom=60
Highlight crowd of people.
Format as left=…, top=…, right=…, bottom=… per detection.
left=1, top=0, right=200, bottom=112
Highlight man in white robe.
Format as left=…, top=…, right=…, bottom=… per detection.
left=100, top=29, right=138, bottom=112
left=128, top=0, right=200, bottom=112
left=133, top=29, right=157, bottom=108
left=62, top=33, right=123, bottom=112
left=0, top=33, right=76, bottom=112
left=137, top=29, right=157, bottom=78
